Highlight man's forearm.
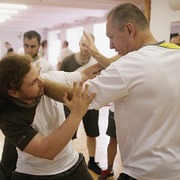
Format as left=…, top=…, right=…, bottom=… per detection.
left=95, top=54, right=121, bottom=68
left=44, top=79, right=72, bottom=102
left=81, top=63, right=104, bottom=81
left=94, top=54, right=113, bottom=68
left=44, top=63, right=103, bottom=102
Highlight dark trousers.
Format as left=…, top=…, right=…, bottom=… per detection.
left=0, top=137, right=17, bottom=180
left=12, top=153, right=93, bottom=180
left=118, top=173, right=137, bottom=180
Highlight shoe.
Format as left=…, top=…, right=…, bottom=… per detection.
left=97, top=169, right=114, bottom=180
left=88, top=161, right=102, bottom=175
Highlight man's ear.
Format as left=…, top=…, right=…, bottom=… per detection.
left=8, top=90, right=19, bottom=98
left=126, top=23, right=135, bottom=37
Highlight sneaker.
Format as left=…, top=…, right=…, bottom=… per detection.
left=88, top=161, right=102, bottom=175
left=97, top=169, right=114, bottom=180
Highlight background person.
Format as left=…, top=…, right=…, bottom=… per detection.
left=39, top=39, right=48, bottom=59
left=60, top=34, right=102, bottom=175
left=4, top=41, right=14, bottom=55
left=57, top=40, right=73, bottom=70
left=170, top=35, right=180, bottom=46
left=23, top=30, right=53, bottom=73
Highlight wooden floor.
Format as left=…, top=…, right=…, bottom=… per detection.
left=0, top=106, right=122, bottom=180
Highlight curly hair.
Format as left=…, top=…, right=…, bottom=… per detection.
left=0, top=54, right=32, bottom=99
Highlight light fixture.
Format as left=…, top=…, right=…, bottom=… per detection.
left=0, top=9, right=18, bottom=14
left=0, top=15, right=11, bottom=19
left=0, top=3, right=28, bottom=10
left=0, top=3, right=28, bottom=24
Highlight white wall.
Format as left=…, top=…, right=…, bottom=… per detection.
left=94, top=23, right=116, bottom=57
left=47, top=30, right=60, bottom=69
left=150, top=0, right=180, bottom=41
left=0, top=30, right=23, bottom=58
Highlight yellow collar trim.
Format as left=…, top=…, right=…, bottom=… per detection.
left=159, top=42, right=180, bottom=49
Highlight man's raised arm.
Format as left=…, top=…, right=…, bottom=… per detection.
left=83, top=31, right=121, bottom=68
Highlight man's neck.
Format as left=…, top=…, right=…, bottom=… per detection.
left=75, top=52, right=90, bottom=65
left=33, top=54, right=40, bottom=62
left=11, top=97, right=39, bottom=108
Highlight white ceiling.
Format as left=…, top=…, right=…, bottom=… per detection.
left=0, top=0, right=145, bottom=31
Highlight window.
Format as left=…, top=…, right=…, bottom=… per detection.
left=93, top=23, right=116, bottom=58
left=48, top=31, right=60, bottom=69
left=67, top=27, right=83, bottom=52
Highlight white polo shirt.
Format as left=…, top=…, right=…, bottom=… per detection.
left=86, top=45, right=180, bottom=180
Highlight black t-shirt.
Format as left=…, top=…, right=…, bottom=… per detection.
left=0, top=100, right=38, bottom=151
left=60, top=54, right=82, bottom=72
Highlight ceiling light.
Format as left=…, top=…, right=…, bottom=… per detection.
left=0, top=3, right=28, bottom=10
left=0, top=10, right=18, bottom=14
left=0, top=15, right=10, bottom=19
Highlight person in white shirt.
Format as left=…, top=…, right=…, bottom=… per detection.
left=39, top=39, right=48, bottom=60
left=57, top=40, right=73, bottom=70
left=43, top=3, right=180, bottom=180
left=23, top=31, right=53, bottom=73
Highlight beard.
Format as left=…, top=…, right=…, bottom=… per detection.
left=17, top=88, right=44, bottom=104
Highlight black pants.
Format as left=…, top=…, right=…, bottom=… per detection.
left=118, top=173, right=137, bottom=180
left=12, top=153, right=93, bottom=180
left=0, top=137, right=17, bottom=180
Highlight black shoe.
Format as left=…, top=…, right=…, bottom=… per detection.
left=88, top=161, right=102, bottom=175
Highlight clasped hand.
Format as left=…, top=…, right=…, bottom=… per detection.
left=63, top=81, right=95, bottom=116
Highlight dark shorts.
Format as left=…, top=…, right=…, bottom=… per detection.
left=12, top=153, right=93, bottom=180
left=64, top=106, right=99, bottom=138
left=106, top=110, right=116, bottom=138
left=83, top=109, right=99, bottom=137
